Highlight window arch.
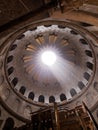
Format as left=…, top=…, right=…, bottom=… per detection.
left=44, top=25, right=51, bottom=27
left=10, top=44, right=17, bottom=51
left=86, top=62, right=93, bottom=70
left=58, top=25, right=66, bottom=29
left=84, top=72, right=90, bottom=81
left=7, top=55, right=13, bottom=63
left=38, top=95, right=45, bottom=103
left=79, top=39, right=88, bottom=45
left=17, top=34, right=25, bottom=40
left=60, top=93, right=67, bottom=101
left=19, top=86, right=26, bottom=95
left=70, top=88, right=77, bottom=97
left=78, top=81, right=85, bottom=90
left=85, top=50, right=92, bottom=57
left=8, top=67, right=14, bottom=75
left=28, top=92, right=34, bottom=100
left=49, top=96, right=55, bottom=103
left=11, top=77, right=18, bottom=87
left=3, top=117, right=14, bottom=130
left=70, top=30, right=78, bottom=35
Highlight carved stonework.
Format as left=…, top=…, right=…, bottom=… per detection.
left=24, top=106, right=32, bottom=118
left=4, top=88, right=10, bottom=101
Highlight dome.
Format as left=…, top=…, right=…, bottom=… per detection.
left=0, top=19, right=97, bottom=120
left=5, top=20, right=95, bottom=104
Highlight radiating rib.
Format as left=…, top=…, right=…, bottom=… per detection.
left=26, top=44, right=37, bottom=52
left=61, top=39, right=69, bottom=47
left=23, top=55, right=33, bottom=62
left=35, top=36, right=44, bottom=45
left=49, top=34, right=57, bottom=44
left=26, top=64, right=35, bottom=73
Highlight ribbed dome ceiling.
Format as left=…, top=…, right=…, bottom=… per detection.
left=5, top=19, right=95, bottom=105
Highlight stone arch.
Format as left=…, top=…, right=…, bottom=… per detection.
left=49, top=96, right=55, bottom=103
left=7, top=55, right=13, bottom=63
left=28, top=92, right=34, bottom=100
left=19, top=86, right=26, bottom=95
left=38, top=95, right=45, bottom=103
left=3, top=117, right=14, bottom=130
left=11, top=77, right=18, bottom=87
left=10, top=44, right=17, bottom=51
left=70, top=88, right=77, bottom=97
left=60, top=93, right=67, bottom=101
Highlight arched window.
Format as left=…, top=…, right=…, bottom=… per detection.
left=60, top=93, right=67, bottom=101
left=3, top=117, right=14, bottom=130
left=78, top=81, right=85, bottom=90
left=49, top=96, right=55, bottom=103
left=85, top=50, right=92, bottom=57
left=84, top=72, right=90, bottom=81
left=86, top=62, right=93, bottom=70
left=38, top=95, right=45, bottom=103
left=28, top=92, right=34, bottom=100
left=70, top=88, right=77, bottom=97
left=44, top=25, right=51, bottom=27
left=11, top=77, right=18, bottom=87
left=19, top=86, right=26, bottom=95
left=10, top=44, right=17, bottom=51
left=58, top=25, right=66, bottom=29
left=70, top=30, right=78, bottom=35
left=17, top=34, right=25, bottom=40
left=8, top=67, right=14, bottom=75
left=80, top=39, right=88, bottom=45
left=7, top=55, right=13, bottom=63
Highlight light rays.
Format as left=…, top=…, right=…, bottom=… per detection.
left=41, top=50, right=57, bottom=66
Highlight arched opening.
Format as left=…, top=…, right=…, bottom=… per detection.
left=70, top=30, right=78, bottom=35
left=70, top=88, right=77, bottom=97
left=3, top=117, right=14, bottom=130
left=38, top=95, right=45, bottom=103
left=19, top=86, right=26, bottom=95
left=11, top=77, right=18, bottom=87
left=7, top=56, right=13, bottom=63
left=8, top=67, right=14, bottom=75
left=78, top=81, right=85, bottom=90
left=49, top=96, right=55, bottom=103
left=80, top=39, right=88, bottom=45
left=84, top=72, right=90, bottom=81
left=10, top=44, right=17, bottom=51
left=85, top=50, right=92, bottom=57
left=28, top=92, right=34, bottom=100
left=86, top=62, right=93, bottom=70
left=60, top=93, right=67, bottom=101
